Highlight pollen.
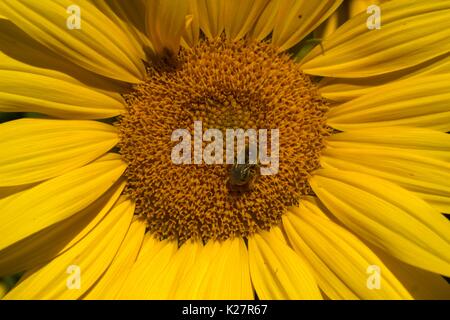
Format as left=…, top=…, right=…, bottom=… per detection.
left=116, top=38, right=330, bottom=243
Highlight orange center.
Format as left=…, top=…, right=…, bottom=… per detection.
left=116, top=39, right=330, bottom=243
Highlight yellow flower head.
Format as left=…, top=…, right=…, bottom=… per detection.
left=0, top=0, right=449, bottom=300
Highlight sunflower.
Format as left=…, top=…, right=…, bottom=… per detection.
left=0, top=0, right=449, bottom=300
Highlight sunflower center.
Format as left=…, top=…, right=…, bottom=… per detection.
left=116, top=39, right=330, bottom=243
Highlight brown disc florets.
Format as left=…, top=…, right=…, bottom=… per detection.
left=116, top=38, right=330, bottom=243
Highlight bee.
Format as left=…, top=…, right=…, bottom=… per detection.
left=228, top=147, right=260, bottom=192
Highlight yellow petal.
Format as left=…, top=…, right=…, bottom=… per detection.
left=181, top=0, right=200, bottom=48
left=146, top=0, right=188, bottom=56
left=83, top=217, right=146, bottom=299
left=0, top=0, right=145, bottom=82
left=325, top=127, right=450, bottom=161
left=290, top=196, right=332, bottom=220
left=0, top=119, right=118, bottom=186
left=0, top=56, right=125, bottom=119
left=322, top=145, right=450, bottom=213
left=272, top=0, right=343, bottom=51
left=0, top=180, right=125, bottom=277
left=0, top=19, right=129, bottom=95
left=313, top=6, right=342, bottom=40
left=310, top=169, right=450, bottom=276
left=283, top=205, right=412, bottom=299
left=4, top=199, right=135, bottom=300
left=117, top=237, right=178, bottom=299
left=319, top=53, right=450, bottom=102
left=0, top=154, right=126, bottom=252
left=413, top=193, right=450, bottom=215
left=324, top=127, right=450, bottom=212
left=95, top=152, right=123, bottom=162
left=195, top=0, right=225, bottom=39
left=248, top=0, right=280, bottom=41
left=249, top=227, right=322, bottom=299
left=0, top=183, right=36, bottom=200
left=369, top=245, right=450, bottom=300
left=223, top=0, right=269, bottom=41
left=98, top=0, right=148, bottom=48
left=119, top=236, right=253, bottom=300
left=170, top=241, right=219, bottom=299
left=301, top=0, right=450, bottom=77
left=328, top=74, right=450, bottom=132
left=93, top=0, right=149, bottom=58
left=172, top=238, right=253, bottom=300
left=348, top=0, right=389, bottom=18
left=146, top=240, right=202, bottom=300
